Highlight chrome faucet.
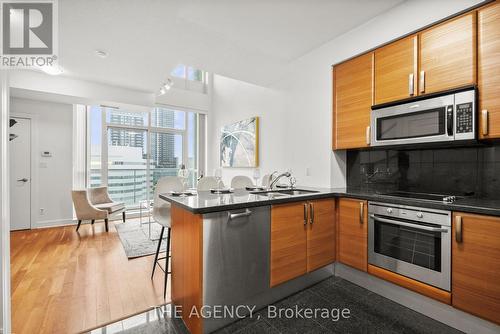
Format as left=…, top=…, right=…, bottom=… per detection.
left=269, top=171, right=291, bottom=189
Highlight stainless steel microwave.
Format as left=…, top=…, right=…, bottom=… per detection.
left=371, top=88, right=476, bottom=147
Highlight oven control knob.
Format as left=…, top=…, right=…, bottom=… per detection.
left=386, top=208, right=393, bottom=214
left=416, top=212, right=423, bottom=218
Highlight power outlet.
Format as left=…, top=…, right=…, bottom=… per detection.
left=305, top=167, right=311, bottom=176
left=39, top=208, right=45, bottom=215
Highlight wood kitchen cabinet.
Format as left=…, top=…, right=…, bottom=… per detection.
left=452, top=212, right=500, bottom=325
left=374, top=35, right=417, bottom=105
left=418, top=12, right=476, bottom=95
left=332, top=52, right=373, bottom=150
left=270, top=198, right=335, bottom=287
left=337, top=198, right=368, bottom=272
left=478, top=1, right=500, bottom=139
left=307, top=199, right=336, bottom=272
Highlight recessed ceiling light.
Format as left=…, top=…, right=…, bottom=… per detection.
left=158, top=79, right=174, bottom=95
left=95, top=50, right=108, bottom=58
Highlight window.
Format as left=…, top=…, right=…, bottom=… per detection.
left=170, top=64, right=203, bottom=82
left=87, top=106, right=205, bottom=209
left=169, top=64, right=207, bottom=94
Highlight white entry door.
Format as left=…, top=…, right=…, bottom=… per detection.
left=9, top=117, right=31, bottom=231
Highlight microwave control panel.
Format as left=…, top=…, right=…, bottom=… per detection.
left=456, top=102, right=473, bottom=134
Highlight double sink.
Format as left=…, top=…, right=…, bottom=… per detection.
left=251, top=188, right=319, bottom=197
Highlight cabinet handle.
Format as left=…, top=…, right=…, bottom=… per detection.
left=303, top=203, right=308, bottom=225
left=408, top=73, right=414, bottom=96
left=455, top=216, right=463, bottom=243
left=482, top=109, right=489, bottom=136
left=359, top=202, right=364, bottom=224
left=309, top=202, right=314, bottom=225
left=366, top=126, right=371, bottom=145
left=419, top=70, right=425, bottom=93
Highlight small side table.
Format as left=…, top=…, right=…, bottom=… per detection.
left=139, top=199, right=159, bottom=241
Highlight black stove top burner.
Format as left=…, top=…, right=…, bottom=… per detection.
left=381, top=191, right=462, bottom=203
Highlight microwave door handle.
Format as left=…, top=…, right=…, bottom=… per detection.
left=447, top=106, right=454, bottom=136
left=370, top=214, right=449, bottom=233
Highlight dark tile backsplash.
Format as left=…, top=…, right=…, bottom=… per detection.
left=346, top=144, right=500, bottom=199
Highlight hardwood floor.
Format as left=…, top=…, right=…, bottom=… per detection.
left=11, top=220, right=168, bottom=334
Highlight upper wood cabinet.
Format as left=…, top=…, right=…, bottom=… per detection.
left=419, top=13, right=476, bottom=95
left=337, top=198, right=368, bottom=272
left=306, top=199, right=336, bottom=272
left=478, top=1, right=500, bottom=139
left=452, top=212, right=500, bottom=325
left=332, top=52, right=373, bottom=150
left=270, top=199, right=335, bottom=287
left=374, top=36, right=417, bottom=105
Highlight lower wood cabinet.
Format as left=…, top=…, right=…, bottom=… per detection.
left=452, top=212, right=500, bottom=325
left=337, top=198, right=368, bottom=272
left=270, top=198, right=335, bottom=287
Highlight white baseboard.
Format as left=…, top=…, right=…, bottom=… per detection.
left=35, top=218, right=76, bottom=228
left=335, top=263, right=500, bottom=334
left=33, top=211, right=147, bottom=229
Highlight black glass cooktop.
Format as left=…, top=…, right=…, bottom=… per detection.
left=381, top=191, right=463, bottom=202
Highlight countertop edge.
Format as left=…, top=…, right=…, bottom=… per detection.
left=160, top=190, right=500, bottom=217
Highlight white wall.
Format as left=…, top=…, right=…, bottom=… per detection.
left=208, top=75, right=286, bottom=186
left=10, top=98, right=74, bottom=227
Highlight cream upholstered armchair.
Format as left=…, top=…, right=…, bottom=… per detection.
left=72, top=190, right=109, bottom=231
left=88, top=186, right=126, bottom=224
left=72, top=187, right=125, bottom=232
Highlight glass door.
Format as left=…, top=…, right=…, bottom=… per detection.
left=149, top=131, right=183, bottom=193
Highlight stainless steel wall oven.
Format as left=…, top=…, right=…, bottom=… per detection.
left=368, top=202, right=451, bottom=291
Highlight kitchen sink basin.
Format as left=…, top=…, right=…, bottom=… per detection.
left=275, top=189, right=320, bottom=195
left=253, top=192, right=288, bottom=198
left=251, top=189, right=320, bottom=196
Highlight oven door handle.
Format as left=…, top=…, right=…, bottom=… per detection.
left=369, top=214, right=449, bottom=233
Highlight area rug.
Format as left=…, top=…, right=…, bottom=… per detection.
left=115, top=220, right=167, bottom=259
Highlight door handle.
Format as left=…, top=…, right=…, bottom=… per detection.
left=455, top=216, right=463, bottom=243
left=303, top=203, right=308, bottom=225
left=408, top=73, right=414, bottom=96
left=419, top=70, right=425, bottom=93
left=482, top=109, right=489, bottom=136
left=228, top=209, right=252, bottom=220
left=17, top=178, right=29, bottom=183
left=309, top=202, right=314, bottom=225
left=359, top=202, right=364, bottom=224
left=366, top=126, right=371, bottom=145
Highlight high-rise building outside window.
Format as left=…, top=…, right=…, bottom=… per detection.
left=87, top=106, right=204, bottom=209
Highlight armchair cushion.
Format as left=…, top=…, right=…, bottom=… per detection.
left=94, top=202, right=125, bottom=214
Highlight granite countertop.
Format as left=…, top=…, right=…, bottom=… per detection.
left=160, top=186, right=500, bottom=217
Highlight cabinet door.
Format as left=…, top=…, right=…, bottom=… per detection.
left=478, top=2, right=500, bottom=139
left=270, top=202, right=307, bottom=287
left=419, top=13, right=476, bottom=95
left=333, top=52, right=373, bottom=150
left=452, top=212, right=500, bottom=325
left=307, top=199, right=336, bottom=272
left=337, top=198, right=367, bottom=272
left=374, top=35, right=417, bottom=105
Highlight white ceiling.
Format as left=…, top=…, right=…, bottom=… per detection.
left=58, top=0, right=404, bottom=92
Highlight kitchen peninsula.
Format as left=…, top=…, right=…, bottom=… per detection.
left=161, top=187, right=500, bottom=334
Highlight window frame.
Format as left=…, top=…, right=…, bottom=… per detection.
left=86, top=105, right=205, bottom=209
